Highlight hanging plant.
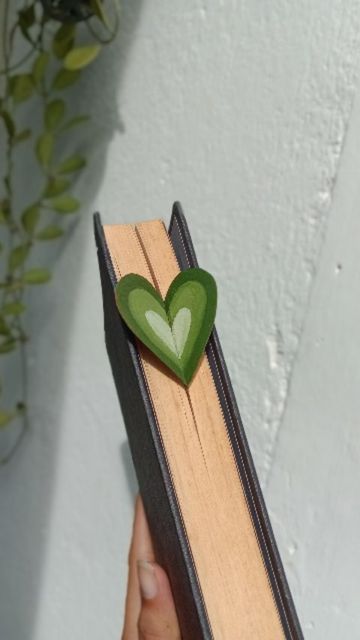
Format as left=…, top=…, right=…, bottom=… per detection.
left=0, top=0, right=119, bottom=463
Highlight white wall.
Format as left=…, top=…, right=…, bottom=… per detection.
left=1, top=2, right=360, bottom=638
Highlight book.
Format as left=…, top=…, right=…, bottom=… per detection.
left=94, top=203, right=303, bottom=640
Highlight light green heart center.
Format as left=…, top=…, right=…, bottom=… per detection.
left=145, top=307, right=191, bottom=358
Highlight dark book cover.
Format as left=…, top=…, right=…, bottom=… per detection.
left=94, top=203, right=303, bottom=640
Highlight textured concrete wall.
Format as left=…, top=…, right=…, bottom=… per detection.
left=1, top=2, right=360, bottom=638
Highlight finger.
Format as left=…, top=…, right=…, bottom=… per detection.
left=122, top=495, right=156, bottom=640
left=132, top=495, right=156, bottom=563
left=137, top=561, right=181, bottom=640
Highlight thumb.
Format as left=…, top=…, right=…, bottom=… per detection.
left=137, top=560, right=181, bottom=640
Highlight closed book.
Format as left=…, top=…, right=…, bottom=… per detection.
left=94, top=203, right=303, bottom=640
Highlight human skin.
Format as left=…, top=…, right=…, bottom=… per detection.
left=121, top=495, right=181, bottom=640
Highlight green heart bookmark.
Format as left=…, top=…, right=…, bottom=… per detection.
left=115, top=268, right=217, bottom=385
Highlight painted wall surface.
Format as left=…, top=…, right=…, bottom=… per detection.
left=1, top=2, right=360, bottom=638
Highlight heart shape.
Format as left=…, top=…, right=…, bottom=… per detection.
left=115, top=268, right=217, bottom=385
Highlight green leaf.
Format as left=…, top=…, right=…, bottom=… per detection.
left=23, top=268, right=51, bottom=284
left=51, top=195, right=80, bottom=213
left=64, top=45, right=101, bottom=71
left=36, top=132, right=54, bottom=168
left=52, top=68, right=80, bottom=90
left=8, top=245, right=29, bottom=271
left=60, top=115, right=90, bottom=131
left=52, top=23, right=76, bottom=59
left=0, top=110, right=15, bottom=137
left=32, top=51, right=50, bottom=87
left=0, top=409, right=15, bottom=427
left=90, top=0, right=111, bottom=29
left=18, top=5, right=35, bottom=43
left=43, top=177, right=70, bottom=198
left=57, top=154, right=86, bottom=174
left=3, top=302, right=26, bottom=316
left=9, top=74, right=34, bottom=103
left=36, top=225, right=64, bottom=241
left=14, top=128, right=31, bottom=143
left=21, top=204, right=40, bottom=234
left=0, top=315, right=10, bottom=336
left=0, top=339, right=16, bottom=354
left=0, top=199, right=10, bottom=223
left=18, top=5, right=35, bottom=28
left=45, top=99, right=65, bottom=130
left=115, top=268, right=217, bottom=385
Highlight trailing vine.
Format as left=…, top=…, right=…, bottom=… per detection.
left=0, top=0, right=118, bottom=462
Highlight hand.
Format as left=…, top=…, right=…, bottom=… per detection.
left=122, top=494, right=181, bottom=640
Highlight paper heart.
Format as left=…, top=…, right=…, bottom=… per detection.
left=115, top=268, right=217, bottom=385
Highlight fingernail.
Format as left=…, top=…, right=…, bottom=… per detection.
left=137, top=560, right=158, bottom=600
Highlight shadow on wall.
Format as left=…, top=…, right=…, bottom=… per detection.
left=120, top=440, right=139, bottom=500
left=0, top=2, right=143, bottom=639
